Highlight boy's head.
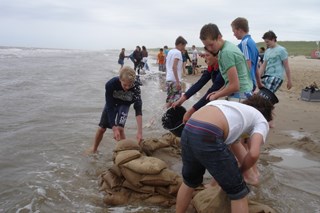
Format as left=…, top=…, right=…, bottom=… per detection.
left=200, top=23, right=223, bottom=54
left=262, top=30, right=277, bottom=48
left=242, top=95, right=274, bottom=122
left=160, top=48, right=163, bottom=52
left=203, top=47, right=218, bottom=67
left=231, top=17, right=249, bottom=39
left=175, top=36, right=188, bottom=51
left=119, top=66, right=136, bottom=91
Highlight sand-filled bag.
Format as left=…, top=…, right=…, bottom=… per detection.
left=140, top=168, right=179, bottom=186
left=101, top=170, right=124, bottom=190
left=114, top=150, right=141, bottom=166
left=119, top=167, right=143, bottom=187
left=192, top=186, right=231, bottom=213
left=141, top=138, right=170, bottom=153
left=122, top=156, right=167, bottom=175
left=114, top=139, right=140, bottom=152
left=122, top=180, right=155, bottom=194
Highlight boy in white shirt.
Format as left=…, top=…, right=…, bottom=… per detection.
left=176, top=94, right=274, bottom=213
left=165, top=36, right=188, bottom=108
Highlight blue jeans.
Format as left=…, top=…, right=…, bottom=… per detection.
left=180, top=119, right=250, bottom=200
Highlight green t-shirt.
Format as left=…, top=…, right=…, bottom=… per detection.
left=218, top=41, right=253, bottom=92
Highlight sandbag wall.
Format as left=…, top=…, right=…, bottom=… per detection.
left=99, top=135, right=182, bottom=207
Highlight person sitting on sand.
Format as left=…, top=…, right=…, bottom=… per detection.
left=89, top=66, right=143, bottom=153
left=176, top=94, right=274, bottom=213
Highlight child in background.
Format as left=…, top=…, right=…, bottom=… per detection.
left=157, top=48, right=166, bottom=72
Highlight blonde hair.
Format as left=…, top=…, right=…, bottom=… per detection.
left=119, top=66, right=136, bottom=82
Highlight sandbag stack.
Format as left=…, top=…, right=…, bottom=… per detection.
left=99, top=137, right=182, bottom=207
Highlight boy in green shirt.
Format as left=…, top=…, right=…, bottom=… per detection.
left=200, top=23, right=253, bottom=101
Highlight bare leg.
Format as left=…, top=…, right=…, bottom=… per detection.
left=176, top=183, right=194, bottom=213
left=231, top=197, right=248, bottom=213
left=92, top=127, right=106, bottom=153
left=118, top=127, right=126, bottom=140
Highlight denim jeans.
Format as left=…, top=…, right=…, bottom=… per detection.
left=180, top=119, right=250, bottom=200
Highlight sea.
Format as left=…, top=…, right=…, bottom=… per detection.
left=0, top=46, right=319, bottom=213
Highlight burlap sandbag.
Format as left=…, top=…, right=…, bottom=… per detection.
left=103, top=191, right=129, bottom=206
left=114, top=139, right=140, bottom=152
left=141, top=138, right=170, bottom=153
left=249, top=200, right=276, bottom=213
left=161, top=132, right=177, bottom=145
left=155, top=186, right=176, bottom=199
left=192, top=186, right=231, bottom=213
left=140, top=168, right=179, bottom=186
left=114, top=150, right=141, bottom=166
left=122, top=156, right=167, bottom=175
left=119, top=166, right=143, bottom=187
left=109, top=164, right=123, bottom=178
left=99, top=180, right=110, bottom=192
left=143, top=194, right=175, bottom=207
left=168, top=182, right=182, bottom=195
left=102, top=170, right=124, bottom=190
left=122, top=180, right=155, bottom=194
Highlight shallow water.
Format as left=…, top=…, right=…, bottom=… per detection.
left=0, top=47, right=319, bottom=212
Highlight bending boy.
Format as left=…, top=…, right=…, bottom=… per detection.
left=90, top=66, right=142, bottom=153
left=176, top=95, right=274, bottom=213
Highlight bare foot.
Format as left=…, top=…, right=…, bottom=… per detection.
left=83, top=147, right=97, bottom=156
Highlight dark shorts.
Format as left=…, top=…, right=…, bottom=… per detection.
left=180, top=118, right=250, bottom=200
left=98, top=105, right=130, bottom=129
left=118, top=59, right=124, bottom=65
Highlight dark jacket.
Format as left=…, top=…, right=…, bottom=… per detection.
left=104, top=77, right=142, bottom=127
left=184, top=65, right=224, bottom=110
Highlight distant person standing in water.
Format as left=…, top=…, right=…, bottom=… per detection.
left=88, top=66, right=143, bottom=153
left=118, top=48, right=127, bottom=69
left=157, top=48, right=166, bottom=72
left=132, top=46, right=143, bottom=74
left=141, top=46, right=150, bottom=72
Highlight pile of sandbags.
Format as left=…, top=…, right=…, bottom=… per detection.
left=99, top=138, right=182, bottom=207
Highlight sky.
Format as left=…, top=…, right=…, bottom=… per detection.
left=1, top=0, right=319, bottom=50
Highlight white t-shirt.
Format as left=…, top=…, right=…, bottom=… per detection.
left=166, top=49, right=183, bottom=82
left=206, top=100, right=269, bottom=145
left=192, top=49, right=198, bottom=60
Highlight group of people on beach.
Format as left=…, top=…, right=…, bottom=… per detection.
left=88, top=17, right=293, bottom=213
left=118, top=45, right=150, bottom=75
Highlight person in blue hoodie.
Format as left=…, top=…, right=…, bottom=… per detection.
left=89, top=66, right=142, bottom=153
